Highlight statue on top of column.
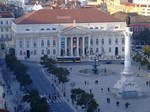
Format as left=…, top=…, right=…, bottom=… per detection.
left=126, top=15, right=130, bottom=27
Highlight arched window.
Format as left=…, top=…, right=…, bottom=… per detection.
left=47, top=28, right=50, bottom=31
left=41, top=50, right=44, bottom=55
left=52, top=28, right=56, bottom=30
left=115, top=26, right=118, bottom=29
left=90, top=39, right=93, bottom=46
left=101, top=38, right=104, bottom=45
left=47, top=40, right=50, bottom=47
left=41, top=28, right=44, bottom=31
left=89, top=27, right=93, bottom=29
left=41, top=40, right=44, bottom=47
left=96, top=39, right=99, bottom=45
left=95, top=27, right=99, bottom=29
left=26, top=29, right=30, bottom=31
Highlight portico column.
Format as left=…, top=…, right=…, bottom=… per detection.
left=65, top=37, right=67, bottom=56
left=31, top=38, right=33, bottom=56
left=59, top=37, right=61, bottom=56
left=71, top=37, right=73, bottom=56
left=77, top=37, right=79, bottom=56
left=23, top=38, right=26, bottom=56
left=88, top=36, right=91, bottom=55
left=82, top=37, right=85, bottom=56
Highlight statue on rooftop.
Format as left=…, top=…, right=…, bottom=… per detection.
left=126, top=15, right=130, bottom=27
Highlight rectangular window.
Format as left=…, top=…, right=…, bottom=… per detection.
left=109, top=47, right=111, bottom=52
left=1, top=21, right=3, bottom=24
left=27, top=41, right=30, bottom=48
left=122, top=47, right=124, bottom=52
left=96, top=48, right=99, bottom=53
left=34, top=50, right=36, bottom=55
left=1, top=35, right=4, bottom=38
left=53, top=49, right=56, bottom=54
left=90, top=39, right=93, bottom=46
left=6, top=28, right=9, bottom=32
left=122, top=38, right=124, bottom=44
left=6, top=35, right=9, bottom=38
left=19, top=41, right=22, bottom=48
left=1, top=28, right=3, bottom=32
left=53, top=40, right=56, bottom=47
left=115, top=38, right=118, bottom=45
left=33, top=41, right=36, bottom=48
left=6, top=21, right=8, bottom=24
left=109, top=38, right=111, bottom=45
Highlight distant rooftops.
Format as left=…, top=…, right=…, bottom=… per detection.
left=0, top=11, right=14, bottom=18
left=113, top=11, right=150, bottom=23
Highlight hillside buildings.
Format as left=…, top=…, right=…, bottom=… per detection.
left=104, top=0, right=150, bottom=16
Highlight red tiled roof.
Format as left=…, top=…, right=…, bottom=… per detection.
left=13, top=8, right=124, bottom=24
left=0, top=11, right=14, bottom=18
left=113, top=11, right=150, bottom=23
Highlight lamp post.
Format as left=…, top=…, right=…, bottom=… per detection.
left=92, top=54, right=100, bottom=74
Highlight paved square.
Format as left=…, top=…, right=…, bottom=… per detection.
left=61, top=63, right=150, bottom=112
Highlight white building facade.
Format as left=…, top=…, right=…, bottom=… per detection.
left=12, top=8, right=126, bottom=61
left=0, top=13, right=14, bottom=58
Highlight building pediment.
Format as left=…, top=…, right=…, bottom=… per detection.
left=59, top=25, right=91, bottom=35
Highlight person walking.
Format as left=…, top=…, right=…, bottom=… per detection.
left=116, top=101, right=119, bottom=106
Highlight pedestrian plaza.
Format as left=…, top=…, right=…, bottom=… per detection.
left=60, top=63, right=150, bottom=112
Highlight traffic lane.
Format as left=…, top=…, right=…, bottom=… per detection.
left=51, top=102, right=74, bottom=112
left=24, top=62, right=74, bottom=112
left=27, top=63, right=54, bottom=95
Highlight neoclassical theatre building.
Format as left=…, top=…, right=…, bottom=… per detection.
left=12, top=8, right=126, bottom=61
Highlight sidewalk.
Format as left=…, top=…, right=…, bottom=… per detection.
left=0, top=66, right=29, bottom=112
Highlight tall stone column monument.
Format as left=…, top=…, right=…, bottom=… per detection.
left=113, top=16, right=142, bottom=98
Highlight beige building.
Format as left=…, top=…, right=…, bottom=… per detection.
left=103, top=0, right=150, bottom=16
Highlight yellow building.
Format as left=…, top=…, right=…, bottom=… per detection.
left=103, top=0, right=143, bottom=15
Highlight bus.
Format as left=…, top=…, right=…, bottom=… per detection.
left=56, top=56, right=81, bottom=63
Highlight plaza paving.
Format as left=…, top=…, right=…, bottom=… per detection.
left=59, top=63, right=150, bottom=112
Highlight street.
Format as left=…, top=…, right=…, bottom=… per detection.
left=24, top=62, right=74, bottom=112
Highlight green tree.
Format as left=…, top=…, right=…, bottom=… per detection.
left=140, top=57, right=149, bottom=66
left=144, top=46, right=150, bottom=58
left=135, top=28, right=150, bottom=45
left=5, top=54, right=17, bottom=71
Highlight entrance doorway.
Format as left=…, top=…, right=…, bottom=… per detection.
left=115, top=47, right=118, bottom=55
left=26, top=50, right=30, bottom=58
